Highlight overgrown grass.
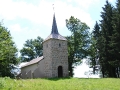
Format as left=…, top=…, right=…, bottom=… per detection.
left=0, top=77, right=120, bottom=90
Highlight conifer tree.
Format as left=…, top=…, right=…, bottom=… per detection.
left=110, top=0, right=120, bottom=77
left=89, top=21, right=100, bottom=74
left=100, top=0, right=115, bottom=77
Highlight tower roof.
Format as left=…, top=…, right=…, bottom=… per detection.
left=44, top=13, right=67, bottom=41
left=51, top=14, right=59, bottom=34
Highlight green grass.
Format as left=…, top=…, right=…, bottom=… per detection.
left=0, top=77, right=120, bottom=90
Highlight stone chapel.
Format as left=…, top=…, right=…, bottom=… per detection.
left=19, top=13, right=69, bottom=78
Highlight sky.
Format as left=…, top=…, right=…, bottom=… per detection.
left=0, top=0, right=116, bottom=77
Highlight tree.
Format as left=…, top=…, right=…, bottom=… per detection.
left=20, top=36, right=43, bottom=62
left=99, top=0, right=115, bottom=77
left=110, top=0, right=120, bottom=78
left=0, top=23, right=18, bottom=77
left=88, top=21, right=100, bottom=74
left=90, top=0, right=120, bottom=78
left=66, top=16, right=90, bottom=76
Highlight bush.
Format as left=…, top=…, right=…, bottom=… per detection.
left=0, top=78, right=5, bottom=89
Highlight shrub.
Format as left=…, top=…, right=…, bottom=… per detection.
left=0, top=78, right=5, bottom=89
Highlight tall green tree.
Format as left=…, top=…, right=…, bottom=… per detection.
left=90, top=0, right=120, bottom=78
left=88, top=21, right=100, bottom=74
left=0, top=23, right=18, bottom=77
left=89, top=1, right=117, bottom=77
left=20, top=36, right=43, bottom=62
left=66, top=16, right=90, bottom=76
left=99, top=0, right=115, bottom=77
left=110, top=0, right=120, bottom=78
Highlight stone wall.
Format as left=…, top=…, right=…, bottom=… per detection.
left=43, top=38, right=69, bottom=78
left=20, top=59, right=45, bottom=78
left=20, top=36, right=69, bottom=78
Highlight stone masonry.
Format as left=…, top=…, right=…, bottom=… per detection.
left=43, top=38, right=68, bottom=78
left=20, top=12, right=69, bottom=78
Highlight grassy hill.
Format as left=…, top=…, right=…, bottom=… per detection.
left=0, top=77, right=120, bottom=90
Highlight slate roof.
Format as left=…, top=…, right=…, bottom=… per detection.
left=44, top=13, right=67, bottom=41
left=45, top=34, right=67, bottom=41
left=51, top=14, right=59, bottom=34
left=21, top=56, right=44, bottom=68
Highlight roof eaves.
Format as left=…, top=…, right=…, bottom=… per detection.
left=21, top=56, right=44, bottom=68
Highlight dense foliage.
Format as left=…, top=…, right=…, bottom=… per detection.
left=89, top=0, right=120, bottom=78
left=20, top=36, right=43, bottom=62
left=66, top=16, right=90, bottom=76
left=88, top=21, right=100, bottom=74
left=0, top=23, right=18, bottom=77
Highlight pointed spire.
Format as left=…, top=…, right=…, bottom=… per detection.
left=51, top=4, right=59, bottom=34
left=44, top=4, right=67, bottom=41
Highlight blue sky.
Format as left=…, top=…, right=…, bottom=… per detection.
left=0, top=0, right=116, bottom=77
left=0, top=0, right=116, bottom=51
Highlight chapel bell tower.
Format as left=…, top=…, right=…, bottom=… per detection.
left=43, top=9, right=69, bottom=78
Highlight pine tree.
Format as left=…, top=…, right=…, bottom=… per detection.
left=110, top=0, right=120, bottom=78
left=89, top=21, right=100, bottom=74
left=100, top=0, right=115, bottom=77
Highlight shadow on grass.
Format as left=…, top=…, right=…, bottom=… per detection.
left=43, top=77, right=71, bottom=81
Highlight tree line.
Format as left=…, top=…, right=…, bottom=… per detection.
left=89, top=0, right=120, bottom=78
left=1, top=0, right=120, bottom=78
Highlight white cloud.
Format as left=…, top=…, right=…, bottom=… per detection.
left=8, top=23, right=50, bottom=49
left=0, top=0, right=53, bottom=26
left=74, top=59, right=100, bottom=78
left=108, top=0, right=115, bottom=3
left=9, top=24, right=22, bottom=32
left=50, top=1, right=93, bottom=28
left=75, top=0, right=99, bottom=10
left=0, top=0, right=95, bottom=50
left=0, top=0, right=93, bottom=28
left=74, top=59, right=90, bottom=78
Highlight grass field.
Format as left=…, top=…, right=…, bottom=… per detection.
left=0, top=77, right=120, bottom=90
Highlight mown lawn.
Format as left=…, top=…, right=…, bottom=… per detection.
left=0, top=77, right=120, bottom=90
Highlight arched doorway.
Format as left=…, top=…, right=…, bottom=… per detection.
left=58, top=66, right=63, bottom=77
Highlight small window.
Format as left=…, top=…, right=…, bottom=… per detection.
left=59, top=43, right=61, bottom=47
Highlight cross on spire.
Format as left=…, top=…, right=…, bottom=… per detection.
left=44, top=4, right=67, bottom=41
left=52, top=4, right=54, bottom=11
